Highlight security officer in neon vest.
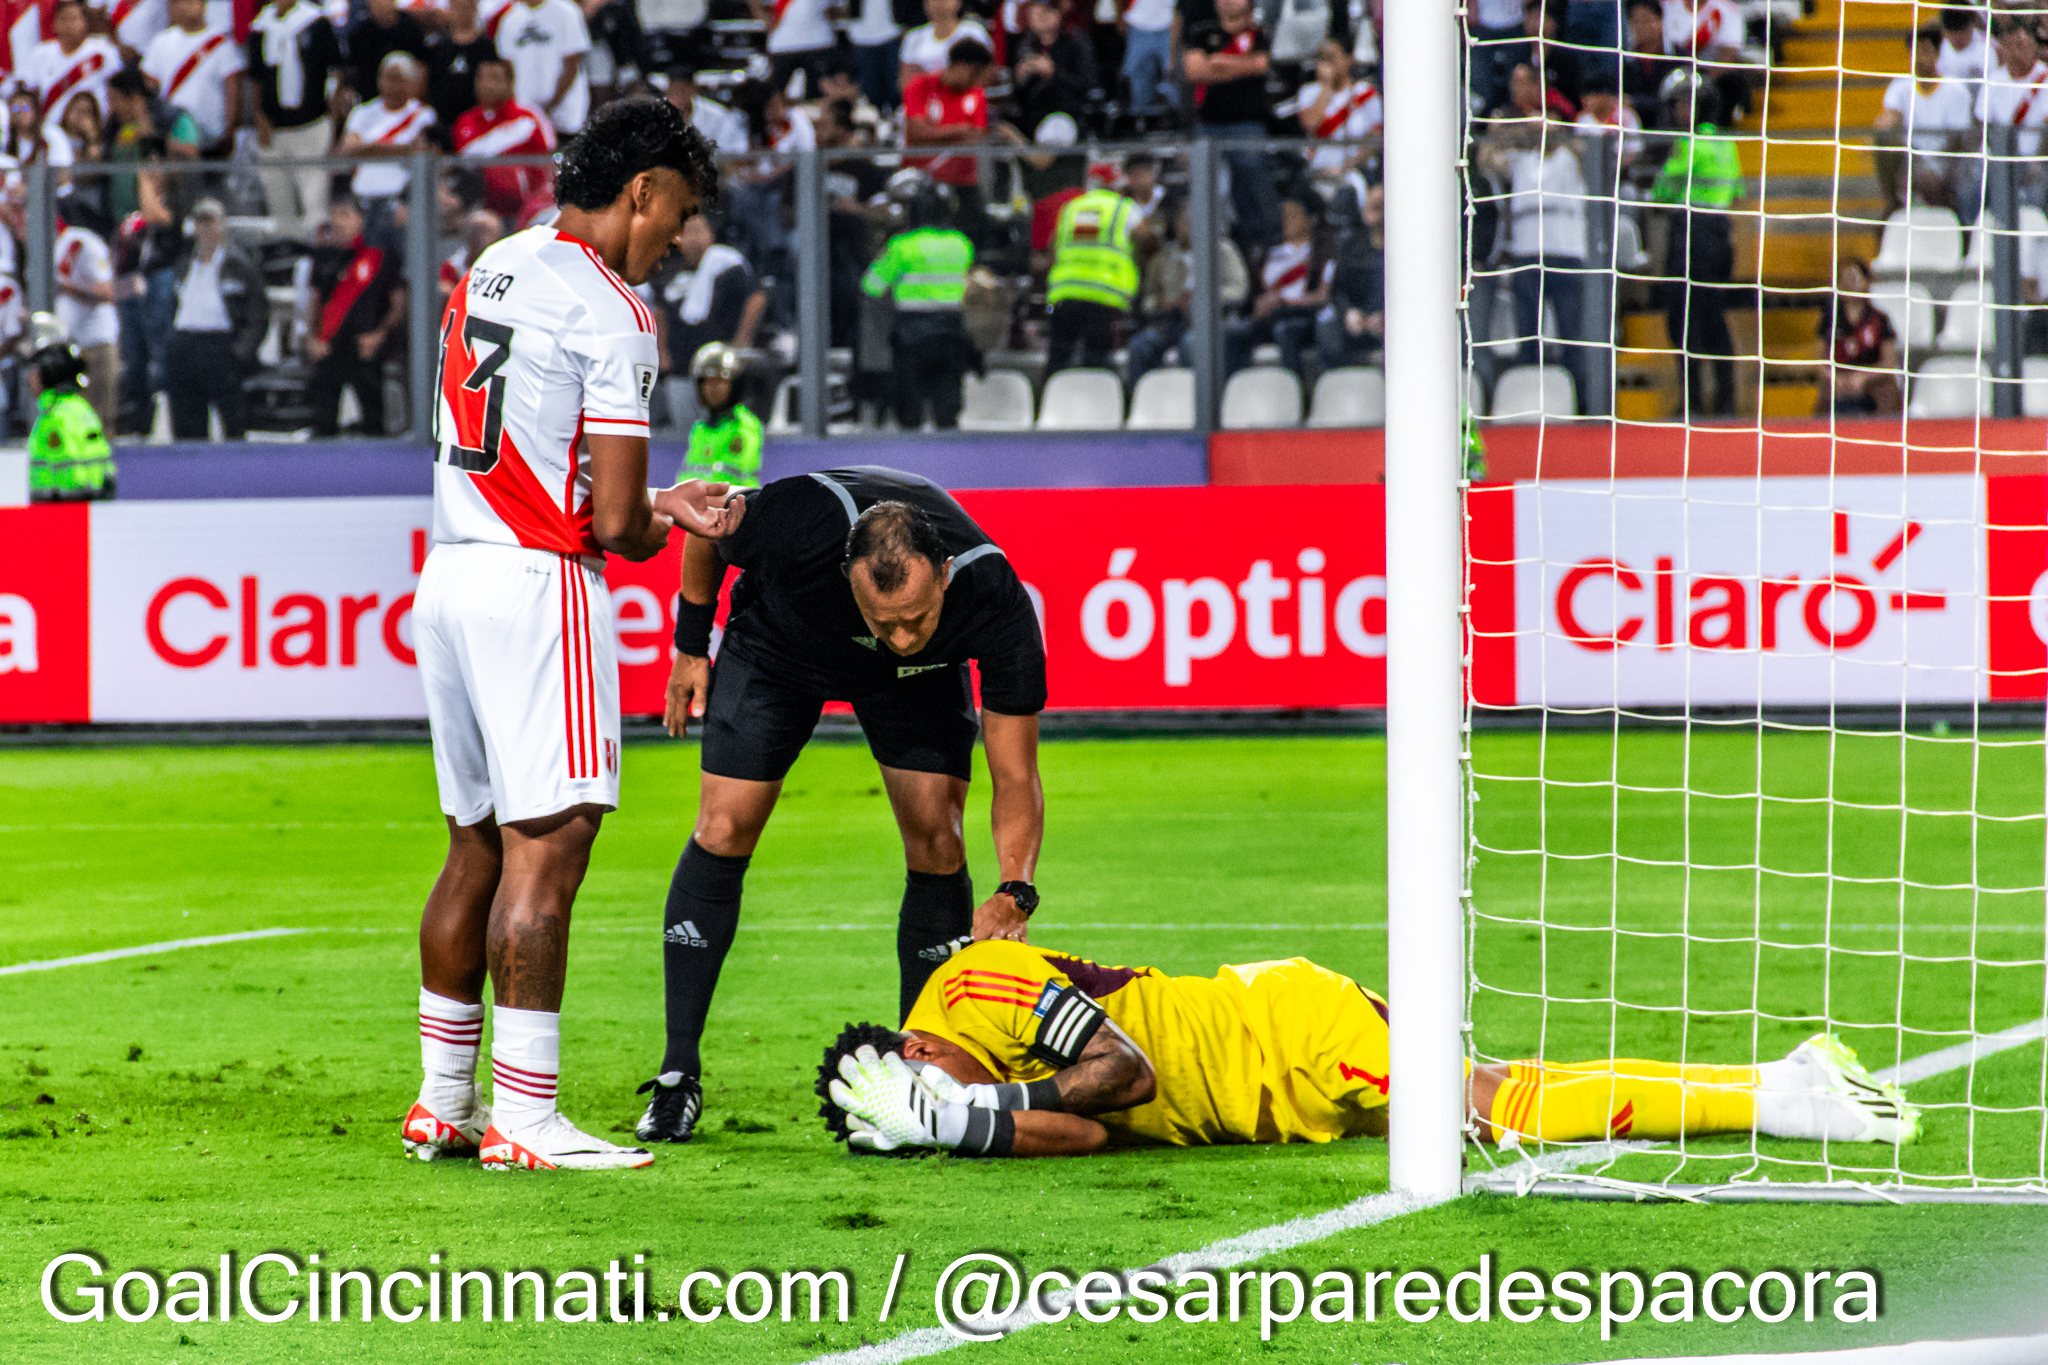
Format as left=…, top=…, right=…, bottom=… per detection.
left=683, top=342, right=762, bottom=482
left=1046, top=184, right=1139, bottom=374
left=25, top=312, right=114, bottom=502
left=1651, top=70, right=1743, bottom=419
left=863, top=171, right=977, bottom=430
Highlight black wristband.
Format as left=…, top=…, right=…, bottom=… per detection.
left=673, top=596, right=717, bottom=656
left=989, top=1077, right=1066, bottom=1112
left=954, top=1106, right=1016, bottom=1156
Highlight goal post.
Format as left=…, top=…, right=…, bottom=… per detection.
left=1382, top=0, right=1471, bottom=1205
left=1387, top=0, right=2048, bottom=1204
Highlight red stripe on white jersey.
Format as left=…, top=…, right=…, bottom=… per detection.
left=165, top=31, right=230, bottom=101
left=560, top=233, right=654, bottom=333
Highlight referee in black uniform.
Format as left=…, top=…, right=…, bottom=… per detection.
left=636, top=467, right=1049, bottom=1142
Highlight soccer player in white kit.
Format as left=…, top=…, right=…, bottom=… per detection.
left=402, top=96, right=743, bottom=1171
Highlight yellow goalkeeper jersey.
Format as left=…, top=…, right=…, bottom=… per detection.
left=903, top=941, right=1391, bottom=1147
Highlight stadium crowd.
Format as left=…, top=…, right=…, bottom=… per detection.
left=7, top=0, right=2046, bottom=452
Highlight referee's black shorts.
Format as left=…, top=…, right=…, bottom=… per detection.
left=699, top=643, right=981, bottom=783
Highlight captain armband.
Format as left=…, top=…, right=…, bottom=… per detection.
left=1026, top=982, right=1108, bottom=1070
left=672, top=596, right=717, bottom=656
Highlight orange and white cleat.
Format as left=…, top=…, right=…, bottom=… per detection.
left=479, top=1112, right=655, bottom=1171
left=401, top=1099, right=490, bottom=1161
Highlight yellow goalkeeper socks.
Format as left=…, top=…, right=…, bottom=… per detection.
left=1487, top=1059, right=1759, bottom=1144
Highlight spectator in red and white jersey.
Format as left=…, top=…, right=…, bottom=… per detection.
left=141, top=0, right=245, bottom=153
left=1294, top=37, right=1378, bottom=175
left=454, top=56, right=554, bottom=218
left=899, top=0, right=991, bottom=91
left=21, top=0, right=121, bottom=143
left=2, top=87, right=46, bottom=164
left=1975, top=14, right=2048, bottom=158
left=339, top=51, right=437, bottom=216
left=1223, top=190, right=1331, bottom=380
left=1574, top=73, right=1644, bottom=173
left=1873, top=26, right=1970, bottom=214
left=497, top=0, right=590, bottom=134
left=93, top=0, right=166, bottom=66
left=52, top=196, right=121, bottom=432
left=305, top=193, right=406, bottom=435
left=751, top=0, right=839, bottom=98
left=1662, top=0, right=1747, bottom=122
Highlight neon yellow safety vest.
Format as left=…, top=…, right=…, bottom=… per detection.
left=862, top=228, right=974, bottom=311
left=28, top=387, right=113, bottom=498
left=1048, top=189, right=1139, bottom=311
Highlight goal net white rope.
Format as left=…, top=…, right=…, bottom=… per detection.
left=1449, top=0, right=2048, bottom=1201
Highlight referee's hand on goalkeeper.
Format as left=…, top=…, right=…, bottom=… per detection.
left=652, top=480, right=747, bottom=540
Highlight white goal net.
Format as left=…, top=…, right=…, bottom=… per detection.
left=1450, top=0, right=2048, bottom=1201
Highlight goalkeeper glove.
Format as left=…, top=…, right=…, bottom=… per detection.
left=829, top=1046, right=1017, bottom=1156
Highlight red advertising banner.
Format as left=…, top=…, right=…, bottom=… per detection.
left=0, top=478, right=2041, bottom=724
left=0, top=504, right=90, bottom=723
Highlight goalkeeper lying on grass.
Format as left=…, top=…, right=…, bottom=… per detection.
left=816, top=941, right=1922, bottom=1157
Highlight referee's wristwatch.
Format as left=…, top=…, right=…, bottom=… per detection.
left=996, top=881, right=1039, bottom=916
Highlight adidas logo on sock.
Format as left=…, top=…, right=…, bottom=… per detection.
left=918, top=934, right=973, bottom=964
left=666, top=921, right=709, bottom=948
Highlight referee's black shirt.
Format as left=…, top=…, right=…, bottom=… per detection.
left=715, top=468, right=1049, bottom=715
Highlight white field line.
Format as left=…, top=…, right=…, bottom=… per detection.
left=1571, top=1332, right=2048, bottom=1365
left=1876, top=1018, right=2048, bottom=1085
left=800, top=1144, right=1651, bottom=1365
left=0, top=928, right=311, bottom=975
left=802, top=1027, right=2048, bottom=1365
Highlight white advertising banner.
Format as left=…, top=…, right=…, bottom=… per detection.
left=90, top=498, right=435, bottom=721
left=1513, top=476, right=1986, bottom=707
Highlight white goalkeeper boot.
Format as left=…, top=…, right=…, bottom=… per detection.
left=1755, top=1033, right=1922, bottom=1144
left=480, top=1111, right=656, bottom=1171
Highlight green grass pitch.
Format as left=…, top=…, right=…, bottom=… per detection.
left=2, top=734, right=2046, bottom=1363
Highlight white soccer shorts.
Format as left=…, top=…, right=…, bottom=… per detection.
left=416, top=540, right=620, bottom=825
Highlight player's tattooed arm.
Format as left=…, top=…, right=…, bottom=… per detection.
left=1050, top=1023, right=1156, bottom=1116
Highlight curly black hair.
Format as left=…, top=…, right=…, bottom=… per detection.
left=842, top=501, right=948, bottom=593
left=815, top=1021, right=928, bottom=1156
left=554, top=96, right=721, bottom=212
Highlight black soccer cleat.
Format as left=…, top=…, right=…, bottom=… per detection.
left=635, top=1074, right=702, bottom=1143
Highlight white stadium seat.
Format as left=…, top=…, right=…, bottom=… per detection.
left=1934, top=281, right=1989, bottom=355
left=1125, top=368, right=1195, bottom=430
left=1306, top=367, right=1386, bottom=428
left=957, top=370, right=1034, bottom=431
left=1906, top=357, right=1990, bottom=417
left=1036, top=368, right=1125, bottom=430
left=2023, top=356, right=2048, bottom=417
left=1220, top=367, right=1303, bottom=429
left=1871, top=206, right=1963, bottom=277
left=1488, top=364, right=1576, bottom=423
left=1867, top=282, right=1934, bottom=354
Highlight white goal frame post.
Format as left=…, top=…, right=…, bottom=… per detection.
left=1382, top=0, right=2048, bottom=1207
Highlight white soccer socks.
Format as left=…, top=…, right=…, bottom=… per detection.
left=489, top=1005, right=562, bottom=1134
left=418, top=989, right=485, bottom=1120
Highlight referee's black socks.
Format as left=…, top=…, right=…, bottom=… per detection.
left=660, top=839, right=750, bottom=1079
left=898, top=866, right=975, bottom=1022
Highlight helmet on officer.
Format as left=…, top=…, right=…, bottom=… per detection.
left=886, top=168, right=956, bottom=230
left=26, top=311, right=84, bottom=393
left=690, top=341, right=743, bottom=415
